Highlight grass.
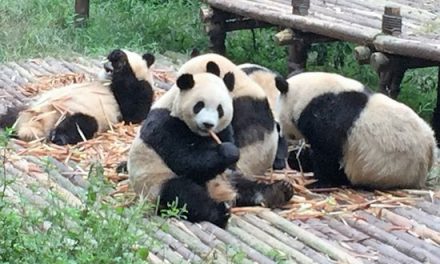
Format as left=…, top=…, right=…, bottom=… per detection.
left=0, top=128, right=162, bottom=263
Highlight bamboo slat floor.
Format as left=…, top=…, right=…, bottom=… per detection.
left=1, top=55, right=440, bottom=263
left=204, top=0, right=440, bottom=61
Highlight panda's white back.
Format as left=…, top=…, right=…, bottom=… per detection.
left=15, top=82, right=120, bottom=140
left=344, top=93, right=436, bottom=188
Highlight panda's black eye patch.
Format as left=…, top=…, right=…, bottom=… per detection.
left=217, top=104, right=224, bottom=118
left=193, top=101, right=204, bottom=114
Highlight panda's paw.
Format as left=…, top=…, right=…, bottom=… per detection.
left=211, top=202, right=231, bottom=228
left=263, top=180, right=294, bottom=208
left=48, top=129, right=70, bottom=146
left=116, top=161, right=128, bottom=173
left=218, top=142, right=240, bottom=164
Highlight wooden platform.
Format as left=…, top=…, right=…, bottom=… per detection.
left=203, top=0, right=440, bottom=61
left=1, top=56, right=440, bottom=263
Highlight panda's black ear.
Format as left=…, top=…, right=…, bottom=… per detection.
left=223, top=72, right=235, bottom=92
left=142, top=53, right=155, bottom=67
left=206, top=61, right=221, bottom=76
left=176, top=74, right=195, bottom=90
left=275, top=76, right=289, bottom=94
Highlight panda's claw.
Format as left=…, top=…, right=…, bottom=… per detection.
left=262, top=180, right=294, bottom=208
left=212, top=202, right=231, bottom=228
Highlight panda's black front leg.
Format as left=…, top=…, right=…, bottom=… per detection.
left=159, top=177, right=231, bottom=228
left=233, top=177, right=294, bottom=208
left=49, top=113, right=98, bottom=145
left=308, top=149, right=351, bottom=188
left=273, top=134, right=288, bottom=170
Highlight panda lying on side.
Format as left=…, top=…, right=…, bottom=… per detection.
left=277, top=72, right=437, bottom=189
left=0, top=49, right=154, bottom=145
left=128, top=71, right=293, bottom=228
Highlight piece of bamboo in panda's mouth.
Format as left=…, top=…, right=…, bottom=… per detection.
left=208, top=129, right=222, bottom=144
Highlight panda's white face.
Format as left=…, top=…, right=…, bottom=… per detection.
left=97, top=49, right=155, bottom=84
left=172, top=73, right=233, bottom=136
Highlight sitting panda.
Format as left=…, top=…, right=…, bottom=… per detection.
left=276, top=72, right=437, bottom=189
left=0, top=49, right=155, bottom=145
left=128, top=71, right=293, bottom=228
left=238, top=63, right=289, bottom=170
left=176, top=54, right=279, bottom=176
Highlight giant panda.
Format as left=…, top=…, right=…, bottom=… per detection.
left=128, top=71, right=293, bottom=228
left=276, top=71, right=437, bottom=189
left=176, top=54, right=279, bottom=176
left=237, top=63, right=289, bottom=170
left=1, top=49, right=155, bottom=145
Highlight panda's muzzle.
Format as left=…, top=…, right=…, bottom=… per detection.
left=103, top=61, right=114, bottom=74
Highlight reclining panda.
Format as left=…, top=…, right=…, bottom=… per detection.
left=0, top=49, right=155, bottom=145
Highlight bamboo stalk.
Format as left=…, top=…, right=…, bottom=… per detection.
left=208, top=130, right=222, bottom=144
left=201, top=221, right=275, bottom=264
left=154, top=229, right=202, bottom=262
left=182, top=222, right=255, bottom=264
left=147, top=253, right=164, bottom=264
left=149, top=244, right=185, bottom=264
left=361, top=210, right=440, bottom=259
left=324, top=216, right=419, bottom=264
left=343, top=214, right=434, bottom=263
left=231, top=216, right=315, bottom=264
left=243, top=214, right=332, bottom=264
left=372, top=207, right=440, bottom=245
left=161, top=220, right=227, bottom=262
left=393, top=207, right=440, bottom=232
left=258, top=211, right=363, bottom=264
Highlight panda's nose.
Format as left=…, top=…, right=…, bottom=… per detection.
left=203, top=122, right=214, bottom=129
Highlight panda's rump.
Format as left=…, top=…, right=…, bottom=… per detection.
left=15, top=82, right=121, bottom=141
left=60, top=83, right=121, bottom=131
left=343, top=94, right=434, bottom=188
left=128, top=136, right=175, bottom=199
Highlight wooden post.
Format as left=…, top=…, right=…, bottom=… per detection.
left=292, top=0, right=310, bottom=16
left=287, top=32, right=310, bottom=76
left=202, top=6, right=227, bottom=55
left=432, top=67, right=440, bottom=147
left=353, top=46, right=371, bottom=65
left=370, top=52, right=439, bottom=98
left=74, top=0, right=90, bottom=27
left=382, top=6, right=402, bottom=36
left=370, top=52, right=405, bottom=98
